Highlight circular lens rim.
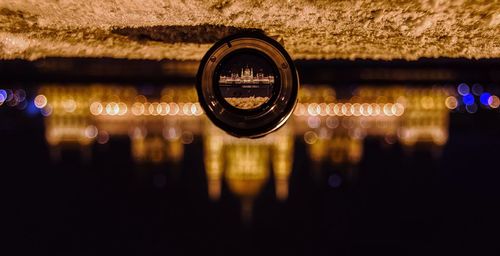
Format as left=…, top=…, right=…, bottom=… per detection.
left=196, top=32, right=299, bottom=138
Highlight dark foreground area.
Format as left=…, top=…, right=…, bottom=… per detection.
left=2, top=58, right=500, bottom=256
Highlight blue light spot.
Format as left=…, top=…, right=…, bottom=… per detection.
left=480, top=92, right=491, bottom=106
left=462, top=94, right=474, bottom=105
left=0, top=89, right=6, bottom=99
left=457, top=83, right=470, bottom=96
left=25, top=100, right=39, bottom=116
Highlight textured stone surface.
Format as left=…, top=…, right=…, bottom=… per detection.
left=0, top=0, right=499, bottom=60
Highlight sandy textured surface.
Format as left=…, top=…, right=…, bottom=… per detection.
left=0, top=0, right=499, bottom=60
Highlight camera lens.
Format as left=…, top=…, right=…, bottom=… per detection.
left=196, top=33, right=299, bottom=138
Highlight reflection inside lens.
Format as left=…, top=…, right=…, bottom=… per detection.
left=217, top=52, right=277, bottom=110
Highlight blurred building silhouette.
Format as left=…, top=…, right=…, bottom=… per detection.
left=35, top=84, right=455, bottom=220
left=219, top=67, right=275, bottom=85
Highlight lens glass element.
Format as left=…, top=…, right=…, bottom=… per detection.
left=215, top=50, right=279, bottom=110
left=197, top=33, right=299, bottom=138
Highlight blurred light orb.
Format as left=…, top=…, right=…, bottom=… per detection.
left=84, top=125, right=98, bottom=139
left=352, top=103, right=361, bottom=116
left=462, top=94, right=474, bottom=106
left=304, top=131, right=318, bottom=144
left=0, top=89, right=7, bottom=100
left=307, top=116, right=321, bottom=129
left=41, top=105, right=53, bottom=116
left=384, top=135, right=397, bottom=145
left=190, top=103, right=198, bottom=115
left=7, top=93, right=18, bottom=106
left=106, top=102, right=118, bottom=115
left=163, top=127, right=180, bottom=140
left=25, top=101, right=39, bottom=116
left=457, top=83, right=470, bottom=96
left=169, top=103, right=179, bottom=115
left=326, top=103, right=335, bottom=116
left=444, top=96, right=458, bottom=109
left=97, top=131, right=109, bottom=144
left=181, top=131, right=194, bottom=144
left=193, top=103, right=203, bottom=116
left=158, top=102, right=169, bottom=115
left=14, top=89, right=26, bottom=102
left=34, top=94, right=48, bottom=109
left=150, top=102, right=160, bottom=116
left=371, top=103, right=380, bottom=116
left=135, top=95, right=147, bottom=103
left=360, top=103, right=371, bottom=116
left=318, top=103, right=327, bottom=116
left=471, top=83, right=483, bottom=96
left=488, top=95, right=500, bottom=108
left=0, top=94, right=5, bottom=105
left=307, top=103, right=319, bottom=116
left=89, top=102, right=103, bottom=115
left=345, top=103, right=353, bottom=116
left=130, top=127, right=147, bottom=139
left=63, top=99, right=77, bottom=112
left=383, top=103, right=392, bottom=115
left=328, top=174, right=342, bottom=188
left=183, top=103, right=192, bottom=116
left=392, top=103, right=405, bottom=116
left=333, top=103, right=341, bottom=116
left=465, top=103, right=478, bottom=113
left=479, top=92, right=491, bottom=106
left=421, top=96, right=434, bottom=109
left=118, top=102, right=128, bottom=115
left=432, top=129, right=448, bottom=146
left=5, top=89, right=13, bottom=101
left=131, top=102, right=145, bottom=115
left=326, top=116, right=339, bottom=129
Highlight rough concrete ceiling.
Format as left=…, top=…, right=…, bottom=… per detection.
left=0, top=0, right=499, bottom=61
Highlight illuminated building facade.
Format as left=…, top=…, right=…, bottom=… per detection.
left=219, top=67, right=275, bottom=85
left=34, top=84, right=462, bottom=220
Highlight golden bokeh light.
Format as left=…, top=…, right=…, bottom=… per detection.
left=36, top=84, right=455, bottom=219
left=34, top=94, right=47, bottom=109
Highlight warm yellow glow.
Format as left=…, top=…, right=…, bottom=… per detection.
left=488, top=95, right=500, bottom=109
left=89, top=102, right=103, bottom=115
left=169, top=103, right=179, bottom=115
left=352, top=103, right=361, bottom=116
left=334, top=103, right=341, bottom=116
left=421, top=96, right=435, bottom=109
left=304, top=131, right=318, bottom=144
left=383, top=103, right=393, bottom=116
left=38, top=85, right=451, bottom=172
left=62, top=99, right=77, bottom=113
left=150, top=102, right=159, bottom=116
left=445, top=96, right=458, bottom=109
left=392, top=103, right=405, bottom=116
left=132, top=102, right=144, bottom=115
left=307, top=103, right=318, bottom=116
left=118, top=102, right=127, bottom=115
left=159, top=102, right=169, bottom=115
left=35, top=84, right=456, bottom=221
left=97, top=130, right=109, bottom=144
left=84, top=125, right=98, bottom=139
